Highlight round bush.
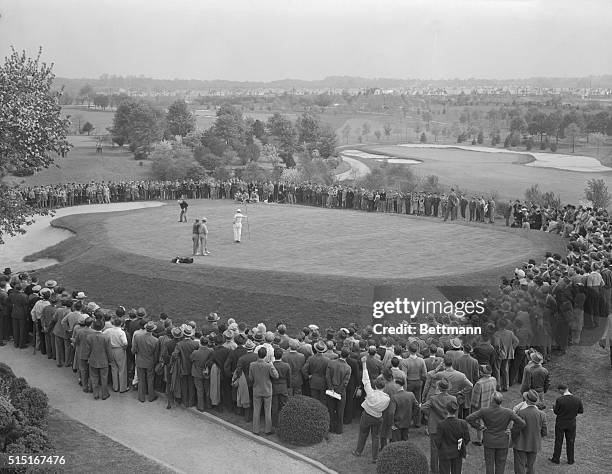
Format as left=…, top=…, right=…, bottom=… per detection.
left=9, top=378, right=29, bottom=403
left=376, top=441, right=429, bottom=474
left=13, top=388, right=49, bottom=429
left=277, top=395, right=329, bottom=446
left=0, top=363, right=16, bottom=382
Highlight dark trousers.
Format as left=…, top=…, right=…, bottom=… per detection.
left=0, top=315, right=10, bottom=342
left=439, top=456, right=462, bottom=474
left=180, top=374, right=196, bottom=407
left=12, top=318, right=27, bottom=348
left=355, top=412, right=382, bottom=460
left=499, top=359, right=510, bottom=390
left=193, top=376, right=209, bottom=411
left=513, top=449, right=536, bottom=474
left=391, top=427, right=409, bottom=441
left=552, top=423, right=576, bottom=463
left=509, top=347, right=526, bottom=386
left=78, top=359, right=90, bottom=391
left=484, top=447, right=508, bottom=474
left=310, top=388, right=325, bottom=405
left=326, top=394, right=347, bottom=433
left=406, top=380, right=422, bottom=426
left=272, top=393, right=288, bottom=427
left=54, top=336, right=66, bottom=366
left=430, top=435, right=440, bottom=473
left=89, top=365, right=110, bottom=399
left=137, top=366, right=156, bottom=402
left=63, top=338, right=72, bottom=367
left=44, top=332, right=54, bottom=359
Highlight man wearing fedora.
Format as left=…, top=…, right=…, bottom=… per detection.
left=520, top=352, right=550, bottom=405
left=191, top=336, right=213, bottom=411
left=422, top=379, right=457, bottom=473
left=105, top=317, right=128, bottom=393
left=132, top=321, right=160, bottom=402
left=282, top=339, right=306, bottom=396
left=302, top=340, right=330, bottom=404
left=470, top=365, right=498, bottom=446
left=512, top=389, right=548, bottom=474
left=325, top=348, right=352, bottom=434
left=172, top=324, right=199, bottom=407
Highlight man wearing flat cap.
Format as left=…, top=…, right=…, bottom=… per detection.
left=512, top=390, right=548, bottom=474
left=132, top=321, right=160, bottom=402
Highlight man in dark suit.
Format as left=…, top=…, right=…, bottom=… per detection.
left=249, top=347, right=279, bottom=435
left=132, top=321, right=160, bottom=402
left=435, top=399, right=471, bottom=474
left=344, top=349, right=361, bottom=425
left=271, top=348, right=291, bottom=427
left=8, top=283, right=29, bottom=348
left=301, top=341, right=329, bottom=403
left=512, top=390, right=548, bottom=474
left=453, top=344, right=480, bottom=418
left=282, top=339, right=305, bottom=396
left=466, top=391, right=526, bottom=474
left=422, top=379, right=457, bottom=474
left=325, top=348, right=352, bottom=434
left=388, top=378, right=418, bottom=442
left=234, top=340, right=259, bottom=422
left=84, top=319, right=113, bottom=400
left=191, top=336, right=213, bottom=412
left=550, top=383, right=583, bottom=465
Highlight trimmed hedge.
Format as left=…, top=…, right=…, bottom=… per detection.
left=277, top=395, right=330, bottom=446
left=13, top=388, right=49, bottom=429
left=376, top=441, right=429, bottom=474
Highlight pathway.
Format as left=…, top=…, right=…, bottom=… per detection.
left=1, top=345, right=327, bottom=474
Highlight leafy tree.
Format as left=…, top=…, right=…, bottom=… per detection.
left=316, top=124, right=337, bottom=158
left=165, top=99, right=195, bottom=138
left=509, top=117, right=527, bottom=134
left=591, top=132, right=606, bottom=156
left=477, top=130, right=484, bottom=144
left=374, top=130, right=381, bottom=142
left=260, top=144, right=282, bottom=168
left=150, top=142, right=204, bottom=180
left=525, top=136, right=534, bottom=151
left=296, top=112, right=321, bottom=146
left=564, top=122, right=581, bottom=153
left=79, top=83, right=94, bottom=107
left=81, top=122, right=94, bottom=135
left=545, top=111, right=563, bottom=143
left=362, top=122, right=371, bottom=140
left=383, top=123, right=392, bottom=139
left=431, top=123, right=441, bottom=142
left=266, top=112, right=297, bottom=165
left=243, top=142, right=261, bottom=162
left=252, top=119, right=265, bottom=139
left=585, top=178, right=610, bottom=210
left=110, top=98, right=163, bottom=158
left=341, top=124, right=351, bottom=144
left=527, top=111, right=547, bottom=143
left=93, top=94, right=109, bottom=110
left=241, top=161, right=269, bottom=183
left=420, top=132, right=427, bottom=143
left=0, top=47, right=71, bottom=243
left=213, top=104, right=246, bottom=150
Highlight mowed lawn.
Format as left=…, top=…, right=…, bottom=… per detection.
left=108, top=200, right=557, bottom=279
left=2, top=135, right=154, bottom=186
left=24, top=200, right=565, bottom=331
left=361, top=145, right=612, bottom=203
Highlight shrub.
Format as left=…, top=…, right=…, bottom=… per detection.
left=9, top=378, right=29, bottom=403
left=9, top=426, right=53, bottom=453
left=277, top=395, right=330, bottom=446
left=13, top=388, right=49, bottom=429
left=0, top=363, right=16, bottom=382
left=550, top=142, right=558, bottom=152
left=376, top=441, right=429, bottom=474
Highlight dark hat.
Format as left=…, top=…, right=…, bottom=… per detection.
left=523, top=390, right=539, bottom=403
left=145, top=321, right=157, bottom=332
left=253, top=332, right=264, bottom=342
left=3, top=268, right=12, bottom=275
left=207, top=312, right=220, bottom=322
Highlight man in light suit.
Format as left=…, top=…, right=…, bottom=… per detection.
left=453, top=344, right=480, bottom=419
left=325, top=348, right=352, bottom=434
left=84, top=319, right=113, bottom=400
left=466, top=391, right=526, bottom=474
left=132, top=321, right=160, bottom=402
left=249, top=347, right=279, bottom=435
left=512, top=390, right=548, bottom=474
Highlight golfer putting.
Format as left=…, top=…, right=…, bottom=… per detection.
left=233, top=208, right=247, bottom=242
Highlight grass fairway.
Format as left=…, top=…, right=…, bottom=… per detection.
left=24, top=200, right=565, bottom=330
left=2, top=136, right=153, bottom=186
left=360, top=145, right=612, bottom=203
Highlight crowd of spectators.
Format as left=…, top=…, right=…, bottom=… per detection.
left=10, top=178, right=589, bottom=232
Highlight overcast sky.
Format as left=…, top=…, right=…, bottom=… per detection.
left=1, top=0, right=610, bottom=81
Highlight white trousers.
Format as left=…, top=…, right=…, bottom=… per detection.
left=233, top=223, right=242, bottom=241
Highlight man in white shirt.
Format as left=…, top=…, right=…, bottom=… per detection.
left=104, top=318, right=129, bottom=393
left=233, top=208, right=246, bottom=243
left=353, top=356, right=391, bottom=463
